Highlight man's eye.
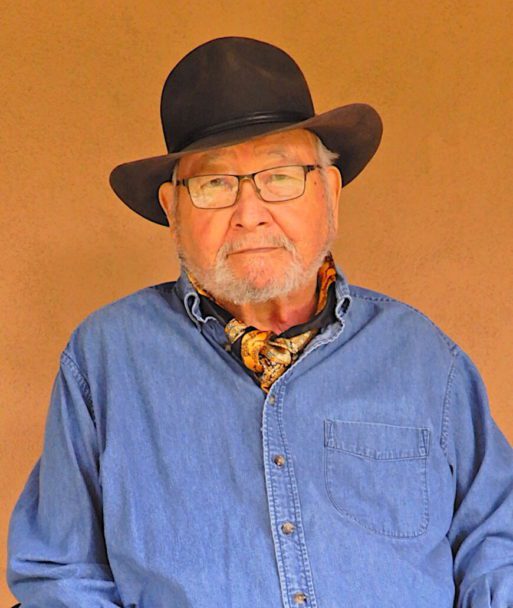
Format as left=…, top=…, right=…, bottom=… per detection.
left=205, top=177, right=230, bottom=188
left=268, top=172, right=293, bottom=183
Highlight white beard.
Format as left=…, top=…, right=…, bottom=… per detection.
left=176, top=216, right=336, bottom=305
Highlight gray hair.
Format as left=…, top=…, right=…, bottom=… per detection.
left=315, top=136, right=339, bottom=169
left=314, top=137, right=339, bottom=216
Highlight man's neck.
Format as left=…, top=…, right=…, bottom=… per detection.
left=214, top=274, right=319, bottom=334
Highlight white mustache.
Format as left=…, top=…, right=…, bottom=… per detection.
left=218, top=234, right=296, bottom=259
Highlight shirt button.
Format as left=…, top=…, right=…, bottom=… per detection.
left=273, top=454, right=286, bottom=467
left=281, top=521, right=295, bottom=535
left=293, top=591, right=308, bottom=604
left=268, top=395, right=276, bottom=406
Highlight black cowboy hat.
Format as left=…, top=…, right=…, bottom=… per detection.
left=109, top=36, right=383, bottom=226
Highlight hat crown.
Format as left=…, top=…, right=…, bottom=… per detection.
left=160, top=37, right=315, bottom=153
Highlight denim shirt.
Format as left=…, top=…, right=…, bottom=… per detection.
left=7, top=267, right=513, bottom=607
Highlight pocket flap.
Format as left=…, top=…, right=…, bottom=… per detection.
left=324, top=420, right=430, bottom=460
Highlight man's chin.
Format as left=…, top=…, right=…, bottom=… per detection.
left=210, top=267, right=309, bottom=305
left=228, top=267, right=280, bottom=287
left=221, top=276, right=282, bottom=296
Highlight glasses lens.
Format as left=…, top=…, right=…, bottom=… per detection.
left=188, top=175, right=238, bottom=208
left=255, top=166, right=306, bottom=201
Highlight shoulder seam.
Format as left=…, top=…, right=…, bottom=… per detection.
left=60, top=350, right=96, bottom=426
left=349, top=290, right=458, bottom=352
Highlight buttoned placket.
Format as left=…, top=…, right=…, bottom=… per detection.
left=261, top=315, right=346, bottom=608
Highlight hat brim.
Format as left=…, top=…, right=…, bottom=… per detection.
left=109, top=103, right=382, bottom=226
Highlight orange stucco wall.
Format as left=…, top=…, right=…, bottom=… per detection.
left=2, top=2, right=512, bottom=604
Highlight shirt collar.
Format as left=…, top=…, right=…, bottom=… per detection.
left=174, top=259, right=352, bottom=329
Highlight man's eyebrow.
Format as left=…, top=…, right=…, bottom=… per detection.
left=181, top=149, right=236, bottom=175
left=198, top=149, right=236, bottom=162
left=251, top=146, right=290, bottom=158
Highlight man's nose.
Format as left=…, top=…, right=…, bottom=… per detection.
left=229, top=177, right=272, bottom=230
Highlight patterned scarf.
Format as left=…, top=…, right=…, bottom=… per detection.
left=188, top=254, right=337, bottom=393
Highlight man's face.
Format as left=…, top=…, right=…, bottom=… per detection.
left=159, top=129, right=341, bottom=304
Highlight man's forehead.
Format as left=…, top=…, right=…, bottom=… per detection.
left=252, top=129, right=316, bottom=156
left=178, top=129, right=317, bottom=172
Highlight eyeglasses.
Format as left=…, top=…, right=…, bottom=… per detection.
left=175, top=164, right=320, bottom=209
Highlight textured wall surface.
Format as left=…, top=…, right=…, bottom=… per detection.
left=2, top=1, right=512, bottom=604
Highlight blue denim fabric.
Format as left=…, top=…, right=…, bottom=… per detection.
left=7, top=267, right=513, bottom=607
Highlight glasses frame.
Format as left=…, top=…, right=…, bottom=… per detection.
left=175, top=164, right=321, bottom=209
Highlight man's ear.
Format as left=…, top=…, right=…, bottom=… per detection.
left=158, top=181, right=175, bottom=218
left=325, top=165, right=342, bottom=231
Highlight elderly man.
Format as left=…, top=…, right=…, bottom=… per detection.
left=7, top=37, right=513, bottom=608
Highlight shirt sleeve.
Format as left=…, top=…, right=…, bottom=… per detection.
left=7, top=350, right=123, bottom=607
left=444, top=348, right=513, bottom=607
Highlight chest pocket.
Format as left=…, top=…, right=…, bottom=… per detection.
left=324, top=419, right=430, bottom=538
